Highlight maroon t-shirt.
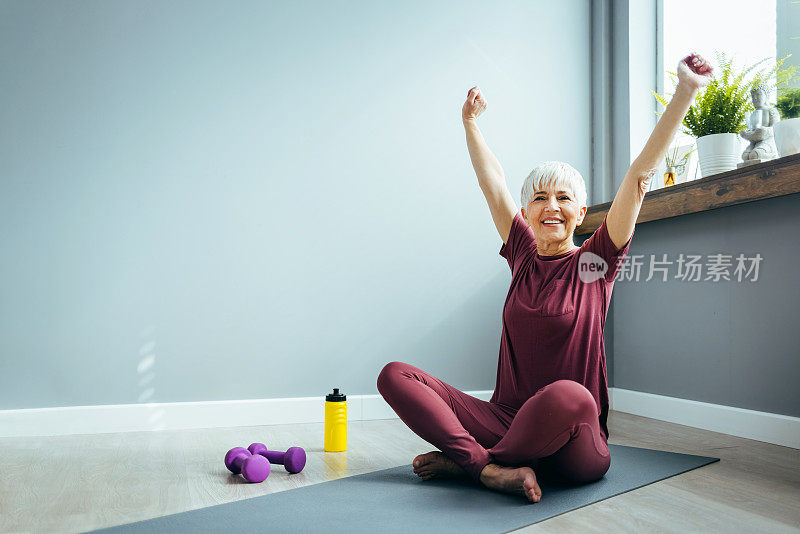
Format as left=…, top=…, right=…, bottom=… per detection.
left=490, top=211, right=634, bottom=440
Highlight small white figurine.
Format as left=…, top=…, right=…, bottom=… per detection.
left=740, top=81, right=780, bottom=163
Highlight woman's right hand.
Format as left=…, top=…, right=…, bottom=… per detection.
left=462, top=86, right=487, bottom=122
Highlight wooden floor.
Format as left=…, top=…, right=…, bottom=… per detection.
left=1, top=410, right=798, bottom=533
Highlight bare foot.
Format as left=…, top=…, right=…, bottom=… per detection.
left=412, top=451, right=470, bottom=481
left=479, top=463, right=542, bottom=503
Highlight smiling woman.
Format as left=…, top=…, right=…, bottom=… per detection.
left=519, top=161, right=588, bottom=257
left=376, top=53, right=714, bottom=505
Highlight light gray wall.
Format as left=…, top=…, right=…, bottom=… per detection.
left=0, top=0, right=594, bottom=409
left=612, top=193, right=800, bottom=418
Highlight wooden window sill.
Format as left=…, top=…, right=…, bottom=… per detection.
left=575, top=153, right=800, bottom=236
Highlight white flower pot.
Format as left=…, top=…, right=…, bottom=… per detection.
left=773, top=118, right=800, bottom=157
left=695, top=133, right=741, bottom=177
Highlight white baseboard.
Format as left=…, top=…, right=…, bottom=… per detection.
left=0, top=391, right=495, bottom=439
left=609, top=387, right=800, bottom=449
left=2, top=388, right=797, bottom=449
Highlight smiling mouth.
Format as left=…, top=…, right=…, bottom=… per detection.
left=541, top=219, right=564, bottom=225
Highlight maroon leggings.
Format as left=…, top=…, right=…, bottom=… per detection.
left=377, top=361, right=611, bottom=485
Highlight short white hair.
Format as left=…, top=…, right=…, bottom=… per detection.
left=520, top=161, right=587, bottom=210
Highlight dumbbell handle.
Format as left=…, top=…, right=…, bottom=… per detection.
left=262, top=450, right=286, bottom=464
left=247, top=443, right=306, bottom=473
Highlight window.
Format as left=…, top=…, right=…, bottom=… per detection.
left=658, top=0, right=780, bottom=184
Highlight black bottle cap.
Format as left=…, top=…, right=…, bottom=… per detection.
left=326, top=388, right=346, bottom=401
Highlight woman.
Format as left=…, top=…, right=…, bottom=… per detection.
left=377, top=53, right=713, bottom=503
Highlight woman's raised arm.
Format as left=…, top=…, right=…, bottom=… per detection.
left=462, top=86, right=519, bottom=244
left=605, top=53, right=714, bottom=250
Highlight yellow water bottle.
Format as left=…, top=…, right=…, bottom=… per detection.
left=324, top=388, right=347, bottom=452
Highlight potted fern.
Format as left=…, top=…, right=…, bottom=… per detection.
left=689, top=53, right=758, bottom=176
left=654, top=52, right=793, bottom=177
left=774, top=87, right=800, bottom=156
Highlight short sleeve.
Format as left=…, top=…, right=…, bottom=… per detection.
left=499, top=211, right=536, bottom=273
left=580, top=216, right=633, bottom=283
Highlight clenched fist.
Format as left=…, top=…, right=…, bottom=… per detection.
left=462, top=86, right=487, bottom=122
left=677, top=52, right=713, bottom=91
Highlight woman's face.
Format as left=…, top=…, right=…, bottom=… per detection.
left=521, top=185, right=587, bottom=246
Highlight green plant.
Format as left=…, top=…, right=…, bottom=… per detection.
left=752, top=54, right=799, bottom=101
left=777, top=87, right=800, bottom=119
left=652, top=52, right=799, bottom=138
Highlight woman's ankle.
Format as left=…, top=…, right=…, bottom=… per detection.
left=479, top=462, right=500, bottom=481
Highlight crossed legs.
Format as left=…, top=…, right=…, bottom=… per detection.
left=376, top=361, right=610, bottom=488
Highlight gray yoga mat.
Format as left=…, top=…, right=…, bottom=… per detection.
left=92, top=444, right=719, bottom=534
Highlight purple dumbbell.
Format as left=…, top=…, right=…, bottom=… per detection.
left=248, top=443, right=306, bottom=474
left=224, top=447, right=271, bottom=483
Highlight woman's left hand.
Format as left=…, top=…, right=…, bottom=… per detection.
left=677, top=52, right=714, bottom=91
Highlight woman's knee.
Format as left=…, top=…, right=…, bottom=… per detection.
left=376, top=361, right=410, bottom=393
left=535, top=380, right=598, bottom=420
